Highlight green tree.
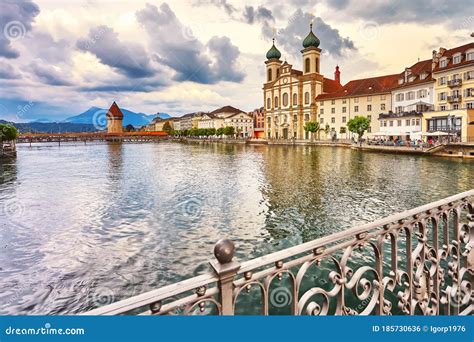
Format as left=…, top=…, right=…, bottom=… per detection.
left=216, top=127, right=224, bottom=136
left=304, top=121, right=319, bottom=141
left=347, top=116, right=371, bottom=145
left=223, top=126, right=235, bottom=137
left=162, top=121, right=173, bottom=133
left=0, top=124, right=18, bottom=141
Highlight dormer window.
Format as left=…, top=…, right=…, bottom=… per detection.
left=467, top=50, right=474, bottom=61
left=439, top=58, right=447, bottom=68
left=408, top=76, right=416, bottom=82
left=420, top=73, right=427, bottom=80
left=398, top=78, right=404, bottom=84
left=453, top=54, right=461, bottom=64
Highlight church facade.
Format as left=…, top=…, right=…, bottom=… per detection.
left=263, top=24, right=342, bottom=140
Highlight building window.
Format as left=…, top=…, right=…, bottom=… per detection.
left=389, top=120, right=394, bottom=127
left=305, top=114, right=310, bottom=121
left=282, top=93, right=289, bottom=106
left=320, top=109, right=324, bottom=114
left=320, top=101, right=324, bottom=106
left=267, top=98, right=271, bottom=109
left=354, top=105, right=359, bottom=112
left=305, top=57, right=310, bottom=73
left=396, top=106, right=403, bottom=113
left=439, top=76, right=447, bottom=85
left=467, top=51, right=474, bottom=61
left=320, top=118, right=324, bottom=124
left=417, top=89, right=426, bottom=98
left=396, top=93, right=404, bottom=101
left=342, top=116, right=346, bottom=123
left=453, top=104, right=459, bottom=110
left=439, top=92, right=447, bottom=101
left=380, top=95, right=386, bottom=100
left=274, top=96, right=278, bottom=108
left=342, top=107, right=346, bottom=113
left=331, top=108, right=335, bottom=114
left=293, top=93, right=297, bottom=106
left=293, top=115, right=298, bottom=122
left=315, top=58, right=319, bottom=73
left=406, top=91, right=415, bottom=100
left=342, top=99, right=347, bottom=104
left=367, top=115, right=372, bottom=121
left=465, top=88, right=474, bottom=97
left=440, top=105, right=446, bottom=111
left=467, top=102, right=474, bottom=109
left=267, top=69, right=272, bottom=82
left=465, top=71, right=474, bottom=80
left=367, top=96, right=372, bottom=102
left=415, top=119, right=420, bottom=126
left=331, top=99, right=335, bottom=105
left=304, top=92, right=310, bottom=104
left=367, top=104, right=372, bottom=111
left=453, top=54, right=461, bottom=64
left=354, top=97, right=359, bottom=103
left=380, top=103, right=386, bottom=110
left=405, top=119, right=410, bottom=126
left=331, top=117, right=335, bottom=123
left=439, top=59, right=447, bottom=68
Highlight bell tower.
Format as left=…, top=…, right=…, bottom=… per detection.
left=265, top=38, right=282, bottom=83
left=301, top=23, right=321, bottom=75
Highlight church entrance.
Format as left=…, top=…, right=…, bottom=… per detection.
left=283, top=128, right=288, bottom=139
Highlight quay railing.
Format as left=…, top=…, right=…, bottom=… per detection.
left=84, top=190, right=474, bottom=316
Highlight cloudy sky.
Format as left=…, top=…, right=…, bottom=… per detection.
left=0, top=0, right=472, bottom=121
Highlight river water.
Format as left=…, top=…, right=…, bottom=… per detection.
left=0, top=142, right=472, bottom=314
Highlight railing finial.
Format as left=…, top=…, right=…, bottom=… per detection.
left=214, top=239, right=235, bottom=264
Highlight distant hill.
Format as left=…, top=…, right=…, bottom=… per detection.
left=0, top=120, right=97, bottom=134
left=64, top=107, right=170, bottom=127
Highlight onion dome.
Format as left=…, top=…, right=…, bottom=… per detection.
left=266, top=38, right=281, bottom=60
left=302, top=23, right=320, bottom=49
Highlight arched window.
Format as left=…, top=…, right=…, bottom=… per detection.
left=276, top=69, right=280, bottom=77
left=267, top=98, right=271, bottom=109
left=315, top=58, right=319, bottom=73
left=293, top=93, right=297, bottom=106
left=274, top=96, right=279, bottom=108
left=305, top=58, right=310, bottom=73
left=267, top=69, right=272, bottom=82
left=282, top=93, right=289, bottom=106
left=304, top=92, right=310, bottom=104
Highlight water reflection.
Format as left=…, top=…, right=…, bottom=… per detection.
left=0, top=142, right=472, bottom=314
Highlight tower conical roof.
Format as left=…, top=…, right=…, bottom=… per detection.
left=303, top=23, right=320, bottom=48
left=266, top=39, right=282, bottom=60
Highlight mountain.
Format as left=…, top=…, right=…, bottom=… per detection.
left=64, top=107, right=171, bottom=127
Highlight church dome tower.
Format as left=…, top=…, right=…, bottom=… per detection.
left=301, top=23, right=321, bottom=75
left=265, top=38, right=282, bottom=83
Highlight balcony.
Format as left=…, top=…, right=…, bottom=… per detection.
left=447, top=79, right=462, bottom=88
left=85, top=190, right=474, bottom=316
left=447, top=95, right=462, bottom=103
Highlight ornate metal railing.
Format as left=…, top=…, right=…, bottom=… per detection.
left=84, top=190, right=474, bottom=316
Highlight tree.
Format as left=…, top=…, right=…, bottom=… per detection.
left=216, top=127, right=224, bottom=137
left=347, top=116, right=371, bottom=145
left=223, top=126, right=235, bottom=137
left=0, top=124, right=18, bottom=141
left=304, top=121, right=319, bottom=141
left=162, top=121, right=173, bottom=133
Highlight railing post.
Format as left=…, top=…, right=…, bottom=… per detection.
left=210, top=239, right=240, bottom=315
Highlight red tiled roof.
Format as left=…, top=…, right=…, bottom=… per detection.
left=107, top=101, right=124, bottom=119
left=322, top=77, right=343, bottom=94
left=392, top=59, right=434, bottom=90
left=433, top=42, right=474, bottom=73
left=316, top=74, right=399, bottom=100
left=210, top=105, right=244, bottom=114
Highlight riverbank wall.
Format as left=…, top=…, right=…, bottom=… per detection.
left=176, top=138, right=474, bottom=159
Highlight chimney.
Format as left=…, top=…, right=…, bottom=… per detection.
left=334, top=65, right=341, bottom=85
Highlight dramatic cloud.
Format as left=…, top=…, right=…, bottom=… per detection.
left=263, top=9, right=356, bottom=58
left=0, top=0, right=40, bottom=58
left=76, top=25, right=156, bottom=78
left=0, top=61, right=20, bottom=79
left=30, top=62, right=72, bottom=86
left=197, top=0, right=236, bottom=16
left=242, top=6, right=274, bottom=24
left=136, top=3, right=244, bottom=84
left=324, top=0, right=471, bottom=25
